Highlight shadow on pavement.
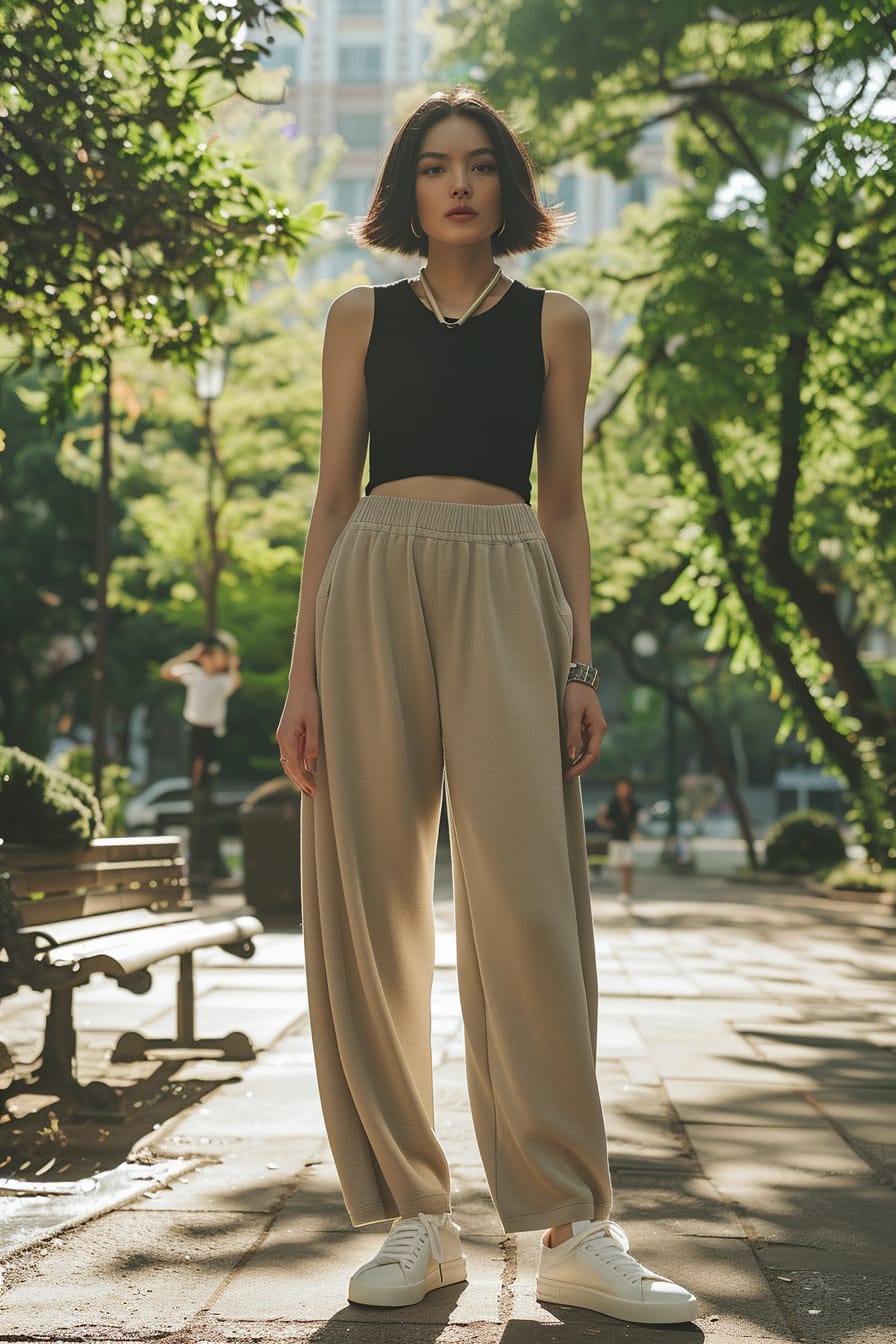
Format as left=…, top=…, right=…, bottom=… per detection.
left=305, top=1285, right=466, bottom=1341
left=502, top=1318, right=704, bottom=1343
left=0, top=1061, right=236, bottom=1183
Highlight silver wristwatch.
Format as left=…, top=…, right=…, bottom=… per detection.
left=567, top=662, right=601, bottom=690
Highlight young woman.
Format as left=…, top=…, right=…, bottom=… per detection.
left=277, top=89, right=697, bottom=1326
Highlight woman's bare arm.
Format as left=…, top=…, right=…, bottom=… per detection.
left=277, top=286, right=373, bottom=792
left=536, top=291, right=607, bottom=777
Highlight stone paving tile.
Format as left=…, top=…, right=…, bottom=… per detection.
left=608, top=996, right=803, bottom=1023
left=683, top=1121, right=896, bottom=1257
left=689, top=972, right=764, bottom=997
left=145, top=1142, right=312, bottom=1214
left=758, top=1266, right=896, bottom=1344
left=597, top=1015, right=649, bottom=1058
left=810, top=1085, right=896, bottom=1144
left=0, top=1210, right=261, bottom=1334
left=664, top=1080, right=830, bottom=1127
left=636, top=1024, right=804, bottom=1086
left=603, top=1082, right=694, bottom=1168
left=740, top=1032, right=896, bottom=1086
left=211, top=1225, right=502, bottom=1325
left=621, top=1055, right=662, bottom=1085
left=611, top=1170, right=748, bottom=1237
left=628, top=974, right=700, bottom=998
left=2, top=869, right=894, bottom=1343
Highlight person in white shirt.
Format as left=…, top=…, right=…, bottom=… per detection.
left=161, top=637, right=241, bottom=788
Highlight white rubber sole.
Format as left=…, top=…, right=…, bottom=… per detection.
left=536, top=1274, right=698, bottom=1325
left=349, top=1255, right=467, bottom=1308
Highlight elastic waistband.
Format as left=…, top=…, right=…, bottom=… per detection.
left=348, top=494, right=543, bottom=542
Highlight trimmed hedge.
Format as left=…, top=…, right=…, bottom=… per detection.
left=764, top=808, right=846, bottom=875
left=0, top=746, right=105, bottom=846
left=824, top=862, right=896, bottom=894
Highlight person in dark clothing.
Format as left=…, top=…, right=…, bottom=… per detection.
left=597, top=776, right=640, bottom=900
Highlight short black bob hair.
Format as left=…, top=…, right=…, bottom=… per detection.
left=353, top=88, right=571, bottom=258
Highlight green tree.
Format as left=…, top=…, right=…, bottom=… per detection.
left=0, top=368, right=95, bottom=749
left=444, top=1, right=896, bottom=863
left=0, top=0, right=327, bottom=789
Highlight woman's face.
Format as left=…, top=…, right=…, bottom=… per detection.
left=414, top=114, right=502, bottom=250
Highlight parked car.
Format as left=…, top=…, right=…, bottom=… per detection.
left=638, top=801, right=699, bottom=839
left=125, top=777, right=254, bottom=835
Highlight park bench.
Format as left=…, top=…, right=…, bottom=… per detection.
left=0, top=835, right=263, bottom=1114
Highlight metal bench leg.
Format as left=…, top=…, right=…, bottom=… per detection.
left=36, top=986, right=76, bottom=1097
left=0, top=987, right=122, bottom=1117
left=177, top=950, right=196, bottom=1043
left=112, top=952, right=256, bottom=1063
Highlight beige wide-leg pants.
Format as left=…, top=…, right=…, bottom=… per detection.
left=301, top=496, right=612, bottom=1233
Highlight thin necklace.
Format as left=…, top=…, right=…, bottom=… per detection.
left=417, top=264, right=504, bottom=328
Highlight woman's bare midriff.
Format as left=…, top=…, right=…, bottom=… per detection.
left=369, top=476, right=525, bottom=505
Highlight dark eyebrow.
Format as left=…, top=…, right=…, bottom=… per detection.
left=416, top=147, right=497, bottom=162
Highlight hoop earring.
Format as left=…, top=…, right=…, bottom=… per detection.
left=494, top=219, right=506, bottom=237
left=410, top=217, right=422, bottom=239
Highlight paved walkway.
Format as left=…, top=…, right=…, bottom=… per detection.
left=1, top=857, right=894, bottom=1343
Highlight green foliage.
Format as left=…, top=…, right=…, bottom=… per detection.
left=443, top=0, right=896, bottom=864
left=0, top=745, right=105, bottom=846
left=0, top=0, right=328, bottom=400
left=0, top=367, right=96, bottom=749
left=823, top=862, right=896, bottom=894
left=764, top=808, right=846, bottom=875
left=55, top=744, right=134, bottom=836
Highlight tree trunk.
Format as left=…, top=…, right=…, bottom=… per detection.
left=672, top=686, right=760, bottom=870
left=91, top=354, right=113, bottom=801
left=607, top=630, right=760, bottom=869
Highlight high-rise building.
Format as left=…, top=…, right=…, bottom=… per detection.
left=264, top=0, right=437, bottom=279
left=262, top=2, right=675, bottom=293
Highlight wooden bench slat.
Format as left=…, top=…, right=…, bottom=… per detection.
left=42, top=914, right=263, bottom=978
left=10, top=857, right=187, bottom=898
left=15, top=885, right=188, bottom=928
left=1, top=836, right=183, bottom=869
left=2, top=837, right=185, bottom=865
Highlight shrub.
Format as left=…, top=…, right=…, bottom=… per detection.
left=55, top=745, right=133, bottom=837
left=823, top=862, right=896, bottom=894
left=764, top=809, right=846, bottom=875
left=0, top=746, right=105, bottom=846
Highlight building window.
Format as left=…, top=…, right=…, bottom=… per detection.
left=626, top=174, right=652, bottom=205
left=332, top=178, right=373, bottom=216
left=336, top=110, right=382, bottom=151
left=338, top=44, right=383, bottom=83
left=552, top=173, right=579, bottom=211
left=340, top=0, right=384, bottom=13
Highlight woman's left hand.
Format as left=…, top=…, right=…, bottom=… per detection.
left=563, top=683, right=607, bottom=779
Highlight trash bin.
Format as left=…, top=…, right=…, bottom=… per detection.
left=239, top=778, right=302, bottom=927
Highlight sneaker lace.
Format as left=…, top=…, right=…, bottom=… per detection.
left=578, top=1220, right=653, bottom=1286
left=373, top=1213, right=452, bottom=1270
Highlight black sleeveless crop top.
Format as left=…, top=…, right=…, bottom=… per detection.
left=364, top=277, right=545, bottom=504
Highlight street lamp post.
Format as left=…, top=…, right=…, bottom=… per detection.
left=663, top=686, right=680, bottom=864
left=195, top=347, right=228, bottom=634
left=190, top=348, right=228, bottom=890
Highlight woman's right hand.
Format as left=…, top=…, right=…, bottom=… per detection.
left=276, top=685, right=320, bottom=797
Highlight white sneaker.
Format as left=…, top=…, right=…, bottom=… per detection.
left=536, top=1219, right=698, bottom=1324
left=348, top=1211, right=467, bottom=1308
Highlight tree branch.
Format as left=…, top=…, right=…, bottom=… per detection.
left=687, top=420, right=871, bottom=787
